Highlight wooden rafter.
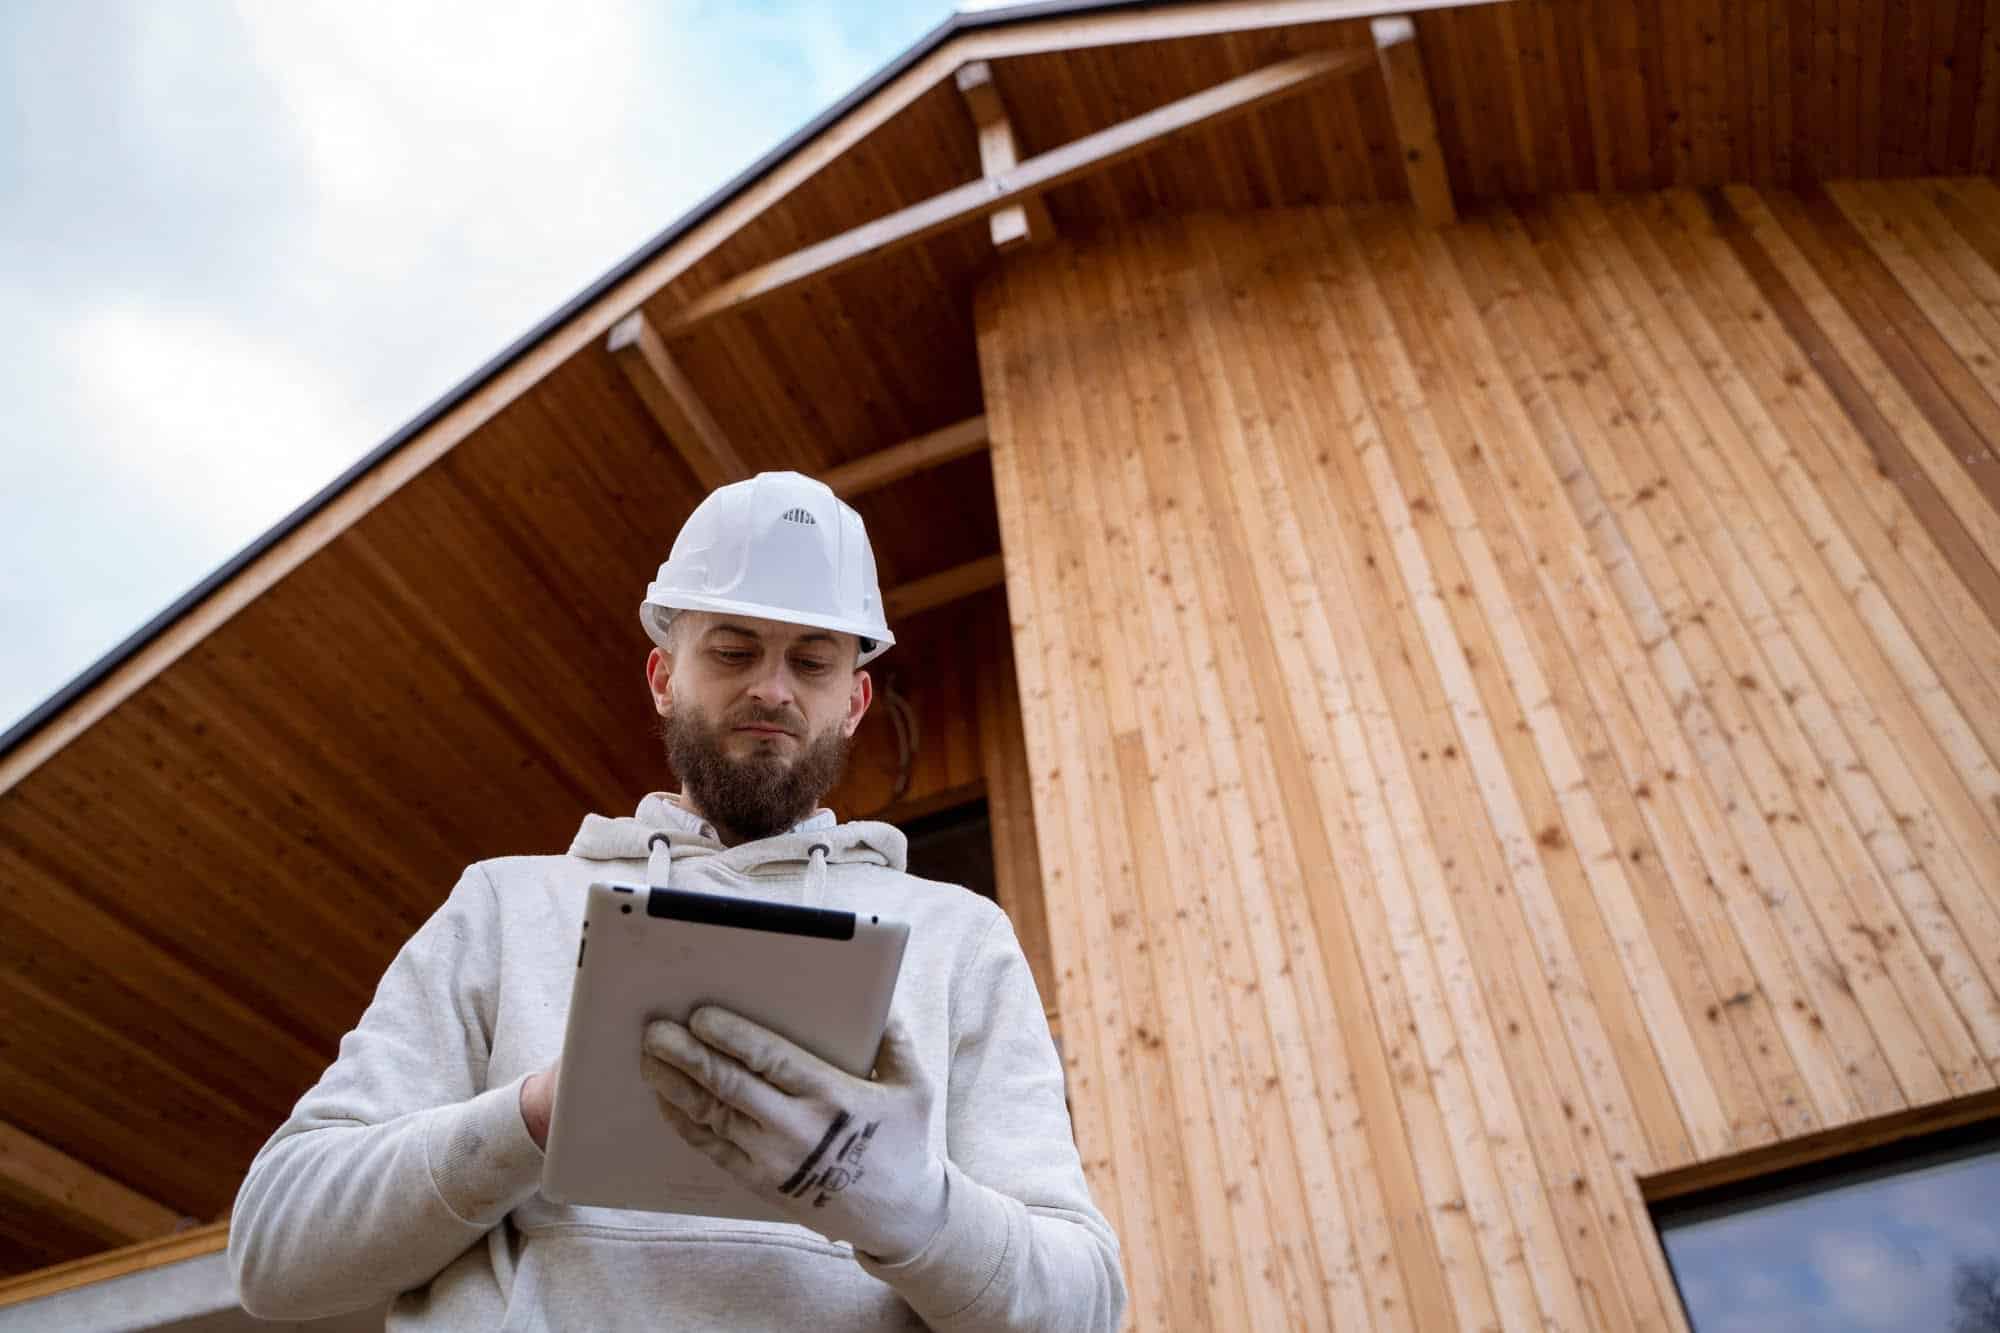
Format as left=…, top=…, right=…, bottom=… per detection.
left=0, top=1120, right=179, bottom=1250
left=607, top=312, right=750, bottom=491
left=955, top=62, right=1054, bottom=252
left=820, top=416, right=989, bottom=500
left=660, top=45, right=1371, bottom=335
left=0, top=1221, right=228, bottom=1308
left=1371, top=15, right=1456, bottom=227
left=883, top=554, right=1006, bottom=623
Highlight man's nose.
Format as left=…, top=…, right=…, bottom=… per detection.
left=743, top=659, right=798, bottom=710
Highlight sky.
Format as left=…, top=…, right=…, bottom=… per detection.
left=1661, top=1143, right=2000, bottom=1333
left=0, top=0, right=968, bottom=736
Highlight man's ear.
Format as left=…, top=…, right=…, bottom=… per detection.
left=843, top=668, right=874, bottom=738
left=646, top=646, right=674, bottom=718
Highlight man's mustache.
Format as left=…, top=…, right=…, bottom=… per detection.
left=727, top=705, right=805, bottom=734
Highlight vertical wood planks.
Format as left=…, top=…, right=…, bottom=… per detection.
left=978, top=182, right=2000, bottom=1329
left=971, top=589, right=1059, bottom=1016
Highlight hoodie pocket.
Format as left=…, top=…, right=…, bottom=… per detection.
left=500, top=1228, right=925, bottom=1331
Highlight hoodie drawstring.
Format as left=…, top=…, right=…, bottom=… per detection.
left=646, top=831, right=674, bottom=892
left=649, top=831, right=830, bottom=909
left=804, top=843, right=830, bottom=910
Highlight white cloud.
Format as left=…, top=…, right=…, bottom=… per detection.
left=226, top=2, right=657, bottom=240
left=216, top=2, right=730, bottom=400
left=1883, top=1159, right=2000, bottom=1259
left=1809, top=1229, right=1934, bottom=1331
left=66, top=301, right=373, bottom=526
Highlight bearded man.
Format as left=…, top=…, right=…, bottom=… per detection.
left=228, top=472, right=1125, bottom=1331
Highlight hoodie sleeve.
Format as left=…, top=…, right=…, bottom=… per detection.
left=228, top=864, right=544, bottom=1319
left=856, top=908, right=1127, bottom=1331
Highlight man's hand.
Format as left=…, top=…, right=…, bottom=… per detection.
left=641, top=1008, right=948, bottom=1264
left=520, top=1064, right=558, bottom=1151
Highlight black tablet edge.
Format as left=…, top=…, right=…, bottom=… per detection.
left=645, top=886, right=856, bottom=940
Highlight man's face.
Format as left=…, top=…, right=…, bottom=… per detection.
left=646, top=612, right=873, bottom=843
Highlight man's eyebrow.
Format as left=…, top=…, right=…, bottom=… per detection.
left=703, top=622, right=762, bottom=640
left=702, top=623, right=838, bottom=648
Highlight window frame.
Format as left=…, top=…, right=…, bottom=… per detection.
left=1648, top=1111, right=2000, bottom=1329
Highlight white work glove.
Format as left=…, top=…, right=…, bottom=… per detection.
left=641, top=1007, right=949, bottom=1264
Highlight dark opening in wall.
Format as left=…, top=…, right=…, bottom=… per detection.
left=899, top=799, right=996, bottom=903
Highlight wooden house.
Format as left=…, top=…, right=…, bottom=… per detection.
left=4, top=0, right=2000, bottom=1326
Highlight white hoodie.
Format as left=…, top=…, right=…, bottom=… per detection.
left=228, top=796, right=1125, bottom=1330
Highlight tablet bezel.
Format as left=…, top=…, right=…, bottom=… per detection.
left=539, top=880, right=908, bottom=1220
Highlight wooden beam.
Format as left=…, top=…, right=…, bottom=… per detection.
left=661, top=45, right=1371, bottom=335
left=820, top=416, right=989, bottom=499
left=607, top=311, right=751, bottom=491
left=0, top=1220, right=227, bottom=1308
left=955, top=61, right=1054, bottom=252
left=883, top=554, right=1006, bottom=623
left=0, top=1121, right=179, bottom=1250
left=1372, top=15, right=1456, bottom=227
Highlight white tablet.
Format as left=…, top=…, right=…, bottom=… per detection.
left=540, top=881, right=908, bottom=1220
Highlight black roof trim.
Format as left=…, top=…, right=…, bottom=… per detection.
left=1, top=0, right=1172, bottom=763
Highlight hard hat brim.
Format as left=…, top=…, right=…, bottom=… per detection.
left=642, top=590, right=894, bottom=666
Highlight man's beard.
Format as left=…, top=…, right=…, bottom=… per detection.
left=659, top=702, right=852, bottom=843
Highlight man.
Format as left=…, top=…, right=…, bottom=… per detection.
left=228, top=471, right=1126, bottom=1330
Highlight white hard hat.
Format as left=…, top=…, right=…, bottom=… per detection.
left=641, top=471, right=894, bottom=666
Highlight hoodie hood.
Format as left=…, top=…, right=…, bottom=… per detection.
left=567, top=792, right=908, bottom=880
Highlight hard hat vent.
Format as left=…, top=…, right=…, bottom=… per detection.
left=780, top=507, right=817, bottom=526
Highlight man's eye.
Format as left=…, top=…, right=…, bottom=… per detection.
left=793, top=659, right=830, bottom=675
left=715, top=649, right=753, bottom=664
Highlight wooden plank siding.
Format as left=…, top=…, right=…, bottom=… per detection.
left=977, top=181, right=2000, bottom=1330
left=972, top=587, right=1059, bottom=1015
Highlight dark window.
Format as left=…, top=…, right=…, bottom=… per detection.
left=899, top=800, right=996, bottom=902
left=1653, top=1121, right=2000, bottom=1333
